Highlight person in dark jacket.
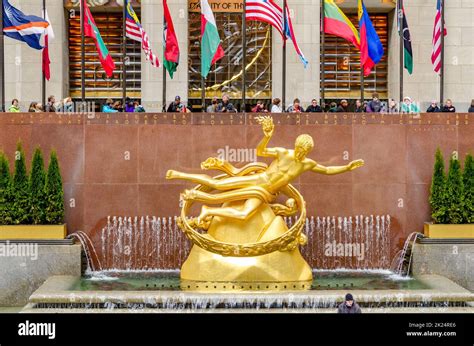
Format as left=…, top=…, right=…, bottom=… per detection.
left=366, top=92, right=382, bottom=113
left=306, top=99, right=322, bottom=112
left=125, top=97, right=135, bottom=112
left=286, top=98, right=304, bottom=113
left=45, top=95, right=56, bottom=112
left=217, top=94, right=237, bottom=113
left=441, top=99, right=456, bottom=112
left=337, top=293, right=361, bottom=314
left=167, top=96, right=184, bottom=112
left=354, top=99, right=364, bottom=113
left=426, top=100, right=440, bottom=113
left=336, top=99, right=350, bottom=112
left=469, top=99, right=474, bottom=113
left=328, top=102, right=338, bottom=112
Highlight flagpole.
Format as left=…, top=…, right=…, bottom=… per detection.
left=242, top=0, right=247, bottom=113
left=122, top=0, right=127, bottom=109
left=360, top=72, right=364, bottom=104
left=399, top=1, right=403, bottom=104
left=0, top=1, right=5, bottom=112
left=440, top=0, right=445, bottom=105
left=201, top=77, right=205, bottom=112
left=42, top=0, right=46, bottom=108
left=162, top=10, right=167, bottom=113
left=282, top=0, right=287, bottom=111
left=321, top=0, right=325, bottom=109
left=80, top=0, right=85, bottom=103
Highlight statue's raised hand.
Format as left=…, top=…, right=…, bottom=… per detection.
left=255, top=115, right=274, bottom=138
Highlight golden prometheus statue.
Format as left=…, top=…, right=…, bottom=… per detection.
left=166, top=116, right=364, bottom=288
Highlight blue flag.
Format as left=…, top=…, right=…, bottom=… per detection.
left=2, top=0, right=49, bottom=50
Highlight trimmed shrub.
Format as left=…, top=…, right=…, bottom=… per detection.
left=11, top=142, right=31, bottom=224
left=44, top=150, right=64, bottom=224
left=0, top=152, right=12, bottom=225
left=445, top=155, right=464, bottom=224
left=30, top=147, right=47, bottom=224
left=430, top=148, right=448, bottom=224
left=463, top=153, right=474, bottom=223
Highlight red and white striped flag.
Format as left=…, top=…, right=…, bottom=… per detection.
left=246, top=0, right=284, bottom=37
left=125, top=0, right=159, bottom=67
left=431, top=0, right=446, bottom=74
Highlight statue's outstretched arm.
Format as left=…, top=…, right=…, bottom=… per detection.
left=255, top=116, right=278, bottom=158
left=311, top=159, right=364, bottom=175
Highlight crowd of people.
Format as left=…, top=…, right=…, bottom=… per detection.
left=6, top=93, right=474, bottom=114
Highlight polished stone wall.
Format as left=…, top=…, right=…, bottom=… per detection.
left=0, top=113, right=472, bottom=268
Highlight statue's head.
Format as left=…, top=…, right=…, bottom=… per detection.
left=294, top=134, right=314, bottom=161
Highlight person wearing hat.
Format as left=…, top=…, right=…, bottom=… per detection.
left=167, top=96, right=184, bottom=113
left=401, top=96, right=420, bottom=114
left=337, top=293, right=361, bottom=314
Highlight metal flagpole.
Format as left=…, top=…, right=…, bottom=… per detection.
left=42, top=0, right=46, bottom=108
left=81, top=0, right=86, bottom=103
left=440, top=0, right=445, bottom=105
left=201, top=77, right=205, bottom=112
left=162, top=12, right=167, bottom=112
left=282, top=0, right=287, bottom=111
left=242, top=0, right=247, bottom=112
left=122, top=0, right=127, bottom=109
left=360, top=72, right=364, bottom=103
left=0, top=0, right=5, bottom=112
left=398, top=0, right=403, bottom=104
left=321, top=0, right=325, bottom=109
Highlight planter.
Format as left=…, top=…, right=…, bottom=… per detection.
left=424, top=222, right=474, bottom=239
left=0, top=224, right=67, bottom=240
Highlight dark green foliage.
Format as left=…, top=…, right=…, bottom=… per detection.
left=44, top=150, right=64, bottom=224
left=30, top=147, right=47, bottom=224
left=445, top=155, right=464, bottom=224
left=0, top=152, right=12, bottom=225
left=11, top=142, right=31, bottom=224
left=463, top=153, right=474, bottom=223
left=430, top=148, right=448, bottom=224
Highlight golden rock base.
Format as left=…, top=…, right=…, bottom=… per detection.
left=180, top=201, right=313, bottom=283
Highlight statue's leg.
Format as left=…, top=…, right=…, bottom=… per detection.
left=167, top=169, right=261, bottom=190
left=182, top=187, right=268, bottom=204
left=199, top=198, right=262, bottom=221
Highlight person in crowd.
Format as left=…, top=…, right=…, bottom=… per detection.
left=206, top=97, right=219, bottom=113
left=401, top=97, right=420, bottom=113
left=28, top=102, right=38, bottom=112
left=306, top=99, right=322, bottom=112
left=336, top=99, right=350, bottom=112
left=125, top=97, right=135, bottom=112
left=45, top=95, right=56, bottom=112
left=251, top=100, right=268, bottom=113
left=328, top=102, right=338, bottom=112
left=217, top=94, right=237, bottom=113
left=60, top=97, right=74, bottom=113
left=102, top=99, right=118, bottom=113
left=354, top=99, right=364, bottom=113
left=271, top=98, right=282, bottom=113
left=8, top=99, right=20, bottom=112
left=112, top=101, right=123, bottom=112
left=441, top=99, right=456, bottom=112
left=366, top=92, right=382, bottom=113
left=337, top=293, right=361, bottom=314
left=469, top=99, right=474, bottom=113
left=387, top=98, right=398, bottom=114
left=134, top=101, right=146, bottom=112
left=167, top=95, right=184, bottom=112
left=426, top=100, right=440, bottom=113
left=35, top=103, right=43, bottom=112
left=286, top=98, right=304, bottom=113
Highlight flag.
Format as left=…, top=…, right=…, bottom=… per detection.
left=200, top=0, right=224, bottom=78
left=322, top=0, right=360, bottom=49
left=125, top=0, right=160, bottom=67
left=397, top=0, right=413, bottom=74
left=431, top=0, right=446, bottom=74
left=2, top=0, right=49, bottom=50
left=283, top=3, right=308, bottom=67
left=163, top=0, right=180, bottom=79
left=358, top=0, right=384, bottom=76
left=82, top=0, right=115, bottom=77
left=245, top=1, right=307, bottom=67
left=41, top=9, right=54, bottom=81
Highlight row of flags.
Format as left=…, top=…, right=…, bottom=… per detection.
left=1, top=0, right=448, bottom=82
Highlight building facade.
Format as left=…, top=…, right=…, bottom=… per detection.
left=3, top=0, right=474, bottom=111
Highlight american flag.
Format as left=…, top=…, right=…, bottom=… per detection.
left=431, top=0, right=446, bottom=74
left=246, top=0, right=283, bottom=37
left=125, top=0, right=159, bottom=67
